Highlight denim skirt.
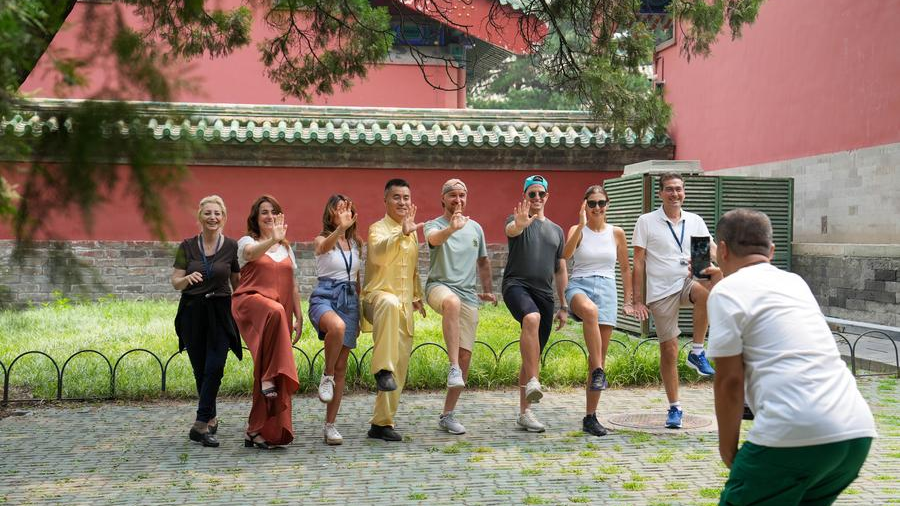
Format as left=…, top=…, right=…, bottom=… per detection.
left=564, top=275, right=618, bottom=326
left=308, top=277, right=361, bottom=348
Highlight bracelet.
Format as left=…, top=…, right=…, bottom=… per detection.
left=558, top=306, right=569, bottom=312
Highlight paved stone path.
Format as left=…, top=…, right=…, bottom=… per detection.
left=1, top=380, right=897, bottom=505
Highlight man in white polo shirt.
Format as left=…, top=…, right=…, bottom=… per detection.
left=705, top=209, right=875, bottom=505
left=631, top=172, right=716, bottom=429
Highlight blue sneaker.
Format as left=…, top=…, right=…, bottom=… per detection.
left=686, top=350, right=716, bottom=376
left=665, top=406, right=683, bottom=429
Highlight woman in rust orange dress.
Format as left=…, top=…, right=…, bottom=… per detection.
left=232, top=195, right=302, bottom=449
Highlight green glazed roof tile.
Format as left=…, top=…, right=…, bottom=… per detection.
left=1, top=98, right=672, bottom=149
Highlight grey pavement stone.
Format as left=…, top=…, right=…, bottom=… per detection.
left=0, top=381, right=897, bottom=505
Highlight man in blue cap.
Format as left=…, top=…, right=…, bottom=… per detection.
left=502, top=174, right=568, bottom=433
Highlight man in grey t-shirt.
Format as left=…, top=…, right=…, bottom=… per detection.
left=502, top=174, right=568, bottom=433
left=425, top=178, right=495, bottom=435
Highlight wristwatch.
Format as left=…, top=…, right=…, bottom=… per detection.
left=559, top=305, right=569, bottom=312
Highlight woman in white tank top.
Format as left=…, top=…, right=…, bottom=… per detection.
left=562, top=185, right=636, bottom=437
left=308, top=194, right=362, bottom=445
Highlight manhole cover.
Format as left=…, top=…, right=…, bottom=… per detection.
left=606, top=412, right=714, bottom=432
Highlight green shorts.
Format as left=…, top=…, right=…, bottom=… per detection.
left=720, top=437, right=872, bottom=506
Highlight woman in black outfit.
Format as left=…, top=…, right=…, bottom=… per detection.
left=172, top=195, right=242, bottom=447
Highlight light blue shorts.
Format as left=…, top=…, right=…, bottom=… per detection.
left=565, top=275, right=617, bottom=326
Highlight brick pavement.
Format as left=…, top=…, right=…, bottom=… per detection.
left=1, top=380, right=897, bottom=505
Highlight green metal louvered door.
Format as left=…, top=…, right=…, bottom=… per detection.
left=600, top=172, right=793, bottom=338
left=648, top=174, right=717, bottom=337
left=604, top=174, right=650, bottom=335
left=718, top=177, right=794, bottom=270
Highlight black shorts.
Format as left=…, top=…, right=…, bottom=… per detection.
left=502, top=284, right=555, bottom=352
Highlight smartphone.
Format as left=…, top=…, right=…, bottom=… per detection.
left=691, top=236, right=711, bottom=279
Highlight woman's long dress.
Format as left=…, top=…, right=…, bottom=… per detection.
left=232, top=253, right=299, bottom=445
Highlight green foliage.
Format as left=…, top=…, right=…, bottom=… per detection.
left=470, top=0, right=764, bottom=137
left=10, top=100, right=193, bottom=242
left=669, top=0, right=764, bottom=58
left=468, top=56, right=583, bottom=110
left=582, top=52, right=671, bottom=138
left=259, top=0, right=393, bottom=101
left=1, top=0, right=250, bottom=245
left=0, top=300, right=710, bottom=399
left=126, top=0, right=252, bottom=59
left=0, top=0, right=74, bottom=96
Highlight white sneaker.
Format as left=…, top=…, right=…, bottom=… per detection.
left=524, top=377, right=543, bottom=404
left=515, top=409, right=546, bottom=433
left=324, top=422, right=343, bottom=445
left=318, top=374, right=335, bottom=403
left=447, top=365, right=465, bottom=390
left=439, top=411, right=466, bottom=435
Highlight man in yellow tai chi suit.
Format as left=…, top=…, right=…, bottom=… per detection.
left=362, top=178, right=426, bottom=441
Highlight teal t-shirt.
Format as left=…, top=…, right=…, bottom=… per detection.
left=424, top=215, right=488, bottom=307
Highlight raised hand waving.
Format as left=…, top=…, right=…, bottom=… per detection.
left=335, top=200, right=356, bottom=231
left=402, top=203, right=425, bottom=236
left=578, top=200, right=588, bottom=228
left=514, top=200, right=536, bottom=230
left=272, top=213, right=287, bottom=243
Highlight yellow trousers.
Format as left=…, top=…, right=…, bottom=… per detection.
left=363, top=291, right=414, bottom=427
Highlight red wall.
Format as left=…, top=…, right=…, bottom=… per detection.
left=658, top=0, right=900, bottom=171
left=1, top=167, right=619, bottom=243
left=19, top=0, right=462, bottom=108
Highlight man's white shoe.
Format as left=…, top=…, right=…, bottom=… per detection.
left=447, top=365, right=465, bottom=389
left=324, top=422, right=343, bottom=445
left=318, top=374, right=335, bottom=403
left=515, top=409, right=546, bottom=433
left=524, top=376, right=543, bottom=404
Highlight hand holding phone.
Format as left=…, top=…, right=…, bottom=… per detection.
left=691, top=236, right=711, bottom=279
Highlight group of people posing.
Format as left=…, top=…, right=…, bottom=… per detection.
left=170, top=172, right=875, bottom=505
left=170, top=171, right=719, bottom=446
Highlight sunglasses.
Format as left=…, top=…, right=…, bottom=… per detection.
left=586, top=199, right=608, bottom=208
left=527, top=191, right=547, bottom=199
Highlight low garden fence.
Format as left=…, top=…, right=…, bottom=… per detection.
left=2, top=332, right=896, bottom=405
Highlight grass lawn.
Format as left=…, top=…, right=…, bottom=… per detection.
left=0, top=299, right=708, bottom=400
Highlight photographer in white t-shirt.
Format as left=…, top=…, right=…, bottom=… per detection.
left=704, top=209, right=876, bottom=506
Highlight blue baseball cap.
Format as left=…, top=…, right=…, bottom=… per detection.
left=523, top=174, right=548, bottom=192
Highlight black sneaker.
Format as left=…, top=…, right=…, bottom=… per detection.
left=582, top=413, right=608, bottom=437
left=374, top=369, right=397, bottom=391
left=367, top=424, right=402, bottom=441
left=589, top=367, right=608, bottom=391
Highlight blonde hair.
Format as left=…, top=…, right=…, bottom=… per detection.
left=197, top=195, right=227, bottom=225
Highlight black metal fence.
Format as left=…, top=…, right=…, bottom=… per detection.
left=831, top=330, right=900, bottom=377
left=2, top=333, right=896, bottom=405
